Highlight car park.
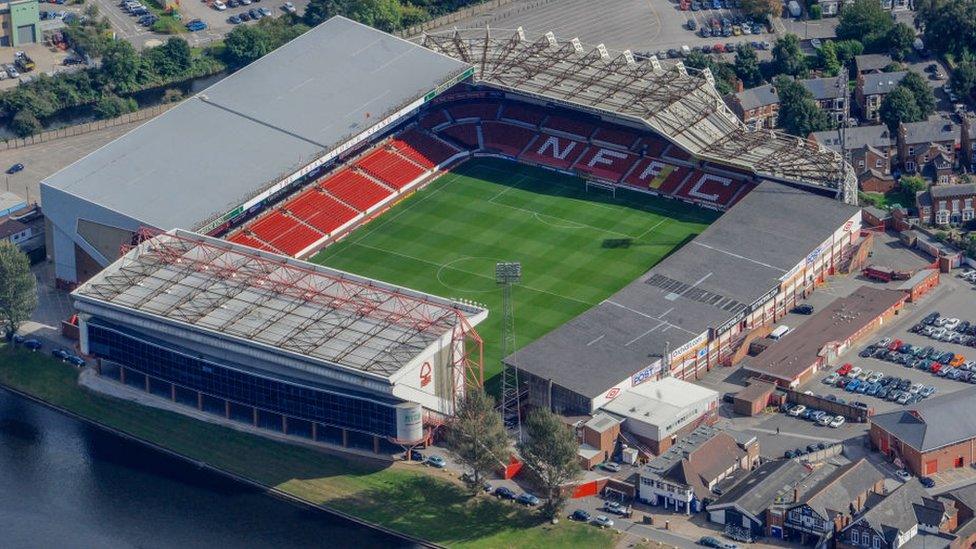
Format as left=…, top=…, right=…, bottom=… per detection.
left=787, top=404, right=806, bottom=416
left=824, top=372, right=839, bottom=384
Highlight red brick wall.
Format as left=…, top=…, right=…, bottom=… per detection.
left=872, top=423, right=976, bottom=475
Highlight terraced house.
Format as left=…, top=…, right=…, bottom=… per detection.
left=783, top=459, right=885, bottom=545
left=836, top=479, right=958, bottom=549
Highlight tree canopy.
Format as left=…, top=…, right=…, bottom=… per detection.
left=886, top=22, right=916, bottom=61
left=837, top=0, right=894, bottom=51
left=0, top=241, right=37, bottom=341
left=772, top=34, right=806, bottom=77
left=899, top=71, right=936, bottom=117
left=879, top=85, right=922, bottom=132
left=740, top=0, right=781, bottom=20
left=733, top=44, right=764, bottom=88
left=443, top=389, right=509, bottom=489
left=950, top=62, right=976, bottom=100
left=900, top=174, right=928, bottom=195
left=915, top=0, right=976, bottom=56
left=518, top=408, right=580, bottom=519
left=775, top=76, right=833, bottom=136
left=817, top=40, right=841, bottom=76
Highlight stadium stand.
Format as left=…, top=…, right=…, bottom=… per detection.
left=321, top=170, right=393, bottom=212
left=227, top=232, right=280, bottom=253
left=633, top=135, right=670, bottom=158
left=542, top=115, right=596, bottom=140
left=358, top=148, right=429, bottom=190
left=574, top=146, right=638, bottom=182
left=392, top=128, right=461, bottom=167
left=440, top=123, right=480, bottom=150
left=500, top=103, right=546, bottom=127
left=592, top=126, right=641, bottom=149
left=482, top=121, right=538, bottom=157
left=520, top=133, right=588, bottom=170
left=285, top=188, right=359, bottom=234
left=447, top=102, right=500, bottom=121
left=248, top=211, right=324, bottom=256
left=419, top=109, right=449, bottom=130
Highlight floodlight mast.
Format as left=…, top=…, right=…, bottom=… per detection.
left=496, top=261, right=523, bottom=443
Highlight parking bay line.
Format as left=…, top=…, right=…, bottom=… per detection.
left=746, top=427, right=844, bottom=443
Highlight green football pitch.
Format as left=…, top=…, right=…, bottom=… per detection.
left=311, top=157, right=718, bottom=385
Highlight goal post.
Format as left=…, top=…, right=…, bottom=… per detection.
left=584, top=178, right=616, bottom=198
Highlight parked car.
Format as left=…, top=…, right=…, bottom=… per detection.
left=21, top=338, right=42, bottom=351
left=495, top=486, right=517, bottom=500
left=571, top=509, right=592, bottom=522
left=601, top=461, right=621, bottom=473
left=823, top=373, right=839, bottom=385
left=228, top=14, right=241, bottom=23
left=258, top=6, right=272, bottom=16
left=699, top=537, right=723, bottom=548
left=787, top=404, right=806, bottom=416
left=282, top=1, right=296, bottom=12
left=213, top=0, right=227, bottom=10
left=517, top=493, right=540, bottom=506
left=6, top=163, right=24, bottom=174
left=426, top=455, right=446, bottom=468
left=66, top=354, right=85, bottom=367
left=793, top=304, right=814, bottom=315
left=920, top=477, right=936, bottom=488
left=837, top=363, right=852, bottom=376
left=895, top=469, right=912, bottom=481
left=594, top=515, right=614, bottom=528
left=829, top=415, right=845, bottom=428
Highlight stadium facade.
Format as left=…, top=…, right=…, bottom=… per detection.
left=41, top=16, right=864, bottom=443
left=72, top=229, right=486, bottom=448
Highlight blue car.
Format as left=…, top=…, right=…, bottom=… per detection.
left=856, top=382, right=870, bottom=394
left=866, top=383, right=880, bottom=396
left=845, top=379, right=860, bottom=392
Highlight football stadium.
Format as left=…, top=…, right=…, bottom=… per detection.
left=42, top=16, right=862, bottom=451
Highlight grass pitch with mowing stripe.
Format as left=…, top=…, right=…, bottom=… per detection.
left=312, top=158, right=717, bottom=384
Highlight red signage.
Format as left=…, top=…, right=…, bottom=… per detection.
left=420, top=362, right=432, bottom=388
left=605, top=387, right=621, bottom=400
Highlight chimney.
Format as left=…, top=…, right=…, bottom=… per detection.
left=734, top=78, right=744, bottom=93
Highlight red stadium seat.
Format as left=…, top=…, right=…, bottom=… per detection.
left=675, top=172, right=746, bottom=208
left=438, top=123, right=480, bottom=150
left=482, top=121, right=538, bottom=157
left=357, top=148, right=428, bottom=190
left=249, top=211, right=324, bottom=256
left=592, top=126, right=640, bottom=149
left=447, top=102, right=500, bottom=122
left=622, top=158, right=689, bottom=195
left=228, top=232, right=278, bottom=253
left=663, top=144, right=693, bottom=162
left=542, top=115, right=596, bottom=139
left=419, top=109, right=449, bottom=130
left=520, top=134, right=588, bottom=170
left=632, top=136, right=670, bottom=158
left=321, top=170, right=393, bottom=211
left=285, top=188, right=359, bottom=234
left=574, top=146, right=639, bottom=182
left=392, top=129, right=461, bottom=168
left=500, top=103, right=547, bottom=126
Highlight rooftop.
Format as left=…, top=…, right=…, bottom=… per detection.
left=860, top=71, right=908, bottom=95
left=510, top=180, right=859, bottom=399
left=851, top=479, right=946, bottom=542
left=854, top=54, right=893, bottom=73
left=601, top=377, right=718, bottom=425
left=0, top=217, right=28, bottom=239
left=929, top=182, right=976, bottom=200
left=799, top=459, right=883, bottom=519
left=709, top=460, right=827, bottom=517
left=871, top=387, right=976, bottom=452
left=735, top=84, right=779, bottom=110
left=643, top=425, right=745, bottom=500
left=71, top=229, right=485, bottom=381
left=420, top=27, right=854, bottom=192
left=811, top=125, right=893, bottom=152
left=743, top=286, right=907, bottom=383
left=41, top=17, right=470, bottom=231
left=901, top=119, right=959, bottom=145
left=799, top=77, right=846, bottom=101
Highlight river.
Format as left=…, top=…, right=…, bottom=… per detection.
left=0, top=388, right=414, bottom=548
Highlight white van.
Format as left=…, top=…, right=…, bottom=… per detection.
left=769, top=325, right=791, bottom=340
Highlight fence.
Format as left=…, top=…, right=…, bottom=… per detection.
left=0, top=103, right=175, bottom=151
left=399, top=0, right=558, bottom=38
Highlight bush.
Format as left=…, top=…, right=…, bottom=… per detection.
left=10, top=109, right=41, bottom=137
left=809, top=4, right=822, bottom=19
left=93, top=94, right=137, bottom=119
left=151, top=16, right=184, bottom=35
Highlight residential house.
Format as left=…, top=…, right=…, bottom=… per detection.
left=637, top=425, right=759, bottom=514
left=836, top=479, right=958, bottom=549
left=811, top=125, right=895, bottom=193
left=0, top=217, right=31, bottom=247
left=726, top=84, right=779, bottom=130
left=879, top=0, right=910, bottom=11
left=915, top=183, right=976, bottom=226
left=871, top=387, right=976, bottom=475
left=854, top=54, right=893, bottom=76
left=944, top=484, right=976, bottom=548
left=783, top=459, right=885, bottom=545
left=708, top=460, right=843, bottom=540
left=855, top=71, right=907, bottom=123
left=898, top=119, right=960, bottom=182
left=800, top=76, right=847, bottom=123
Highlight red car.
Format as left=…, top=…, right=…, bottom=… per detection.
left=713, top=44, right=725, bottom=53
left=888, top=339, right=903, bottom=351
left=930, top=362, right=943, bottom=374
left=836, top=363, right=852, bottom=376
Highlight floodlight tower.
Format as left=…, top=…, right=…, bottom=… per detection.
left=496, top=261, right=523, bottom=443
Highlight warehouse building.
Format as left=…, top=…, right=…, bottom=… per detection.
left=742, top=286, right=908, bottom=388
left=512, top=181, right=861, bottom=415
left=71, top=230, right=487, bottom=452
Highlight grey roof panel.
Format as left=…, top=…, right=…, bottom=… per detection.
left=41, top=16, right=470, bottom=231
left=511, top=181, right=858, bottom=399
left=871, top=387, right=976, bottom=451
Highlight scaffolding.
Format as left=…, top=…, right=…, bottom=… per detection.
left=77, top=228, right=485, bottom=409
left=420, top=27, right=858, bottom=200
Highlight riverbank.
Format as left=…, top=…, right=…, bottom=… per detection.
left=0, top=345, right=615, bottom=548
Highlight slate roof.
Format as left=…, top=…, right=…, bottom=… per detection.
left=855, top=54, right=893, bottom=74
left=798, top=459, right=883, bottom=520
left=860, top=71, right=908, bottom=96
left=735, top=84, right=779, bottom=110
left=709, top=460, right=812, bottom=517
left=901, top=119, right=960, bottom=145
left=811, top=125, right=893, bottom=152
left=871, top=387, right=976, bottom=451
left=644, top=425, right=745, bottom=500
left=800, top=77, right=845, bottom=101
left=851, top=479, right=940, bottom=542
left=930, top=183, right=976, bottom=200
left=946, top=482, right=976, bottom=512
left=0, top=217, right=28, bottom=240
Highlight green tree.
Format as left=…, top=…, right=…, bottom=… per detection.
left=84, top=3, right=99, bottom=18
left=817, top=40, right=841, bottom=76
left=773, top=34, right=806, bottom=77
left=887, top=22, right=916, bottom=60
left=10, top=109, right=41, bottom=137
left=733, top=44, right=763, bottom=88
left=900, top=174, right=928, bottom=196
left=100, top=40, right=139, bottom=92
left=347, top=0, right=402, bottom=32
left=93, top=94, right=136, bottom=119
left=915, top=0, right=976, bottom=56
left=834, top=39, right=864, bottom=67
left=0, top=241, right=37, bottom=341
left=775, top=76, right=833, bottom=136
left=899, top=71, right=935, bottom=117
left=837, top=0, right=894, bottom=51
left=518, top=408, right=580, bottom=520
left=879, top=86, right=922, bottom=132
left=443, top=389, right=508, bottom=490
left=303, top=0, right=349, bottom=26
left=223, top=25, right=272, bottom=69
left=741, top=0, right=781, bottom=19
left=950, top=62, right=976, bottom=100
left=684, top=51, right=736, bottom=95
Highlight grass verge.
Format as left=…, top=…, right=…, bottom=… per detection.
left=0, top=345, right=615, bottom=548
